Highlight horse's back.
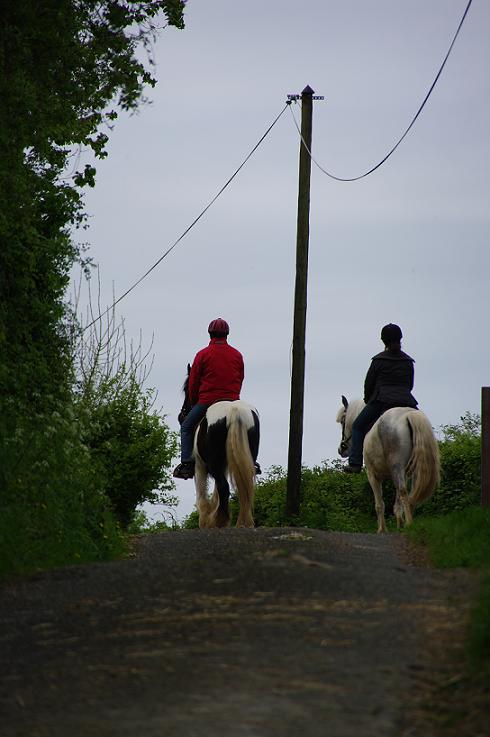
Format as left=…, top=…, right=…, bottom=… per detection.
left=364, top=407, right=417, bottom=475
left=195, top=400, right=259, bottom=467
left=364, top=407, right=438, bottom=477
left=206, top=400, right=258, bottom=430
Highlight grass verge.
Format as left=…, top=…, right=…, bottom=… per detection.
left=406, top=506, right=490, bottom=677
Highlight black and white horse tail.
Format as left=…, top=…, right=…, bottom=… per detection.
left=226, top=404, right=255, bottom=528
left=406, top=411, right=440, bottom=508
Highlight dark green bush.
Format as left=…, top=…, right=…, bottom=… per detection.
left=84, top=376, right=178, bottom=528
left=127, top=509, right=180, bottom=534
left=0, top=403, right=125, bottom=577
left=224, top=462, right=375, bottom=532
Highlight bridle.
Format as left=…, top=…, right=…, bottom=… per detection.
left=339, top=414, right=352, bottom=454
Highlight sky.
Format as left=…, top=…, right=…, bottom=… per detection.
left=73, top=0, right=490, bottom=522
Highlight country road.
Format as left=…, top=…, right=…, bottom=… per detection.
left=0, top=528, right=479, bottom=737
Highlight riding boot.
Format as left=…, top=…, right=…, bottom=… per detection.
left=172, top=460, right=195, bottom=479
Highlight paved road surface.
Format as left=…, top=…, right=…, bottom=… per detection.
left=0, top=528, right=476, bottom=737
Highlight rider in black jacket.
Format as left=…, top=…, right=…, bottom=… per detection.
left=344, top=323, right=417, bottom=473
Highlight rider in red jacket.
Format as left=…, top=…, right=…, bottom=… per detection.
left=188, top=334, right=244, bottom=406
left=173, top=318, right=261, bottom=479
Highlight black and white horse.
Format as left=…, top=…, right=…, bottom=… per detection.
left=337, top=396, right=440, bottom=533
left=179, top=367, right=260, bottom=528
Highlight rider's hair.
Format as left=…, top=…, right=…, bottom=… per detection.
left=209, top=331, right=228, bottom=339
left=381, top=323, right=402, bottom=347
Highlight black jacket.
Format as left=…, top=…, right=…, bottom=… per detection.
left=363, top=349, right=417, bottom=407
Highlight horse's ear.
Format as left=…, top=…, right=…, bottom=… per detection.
left=342, top=395, right=348, bottom=409
left=187, top=363, right=191, bottom=374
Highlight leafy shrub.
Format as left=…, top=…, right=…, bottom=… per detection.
left=182, top=510, right=200, bottom=529
left=127, top=509, right=180, bottom=534
left=226, top=462, right=376, bottom=532
left=0, top=401, right=125, bottom=577
left=83, top=375, right=178, bottom=528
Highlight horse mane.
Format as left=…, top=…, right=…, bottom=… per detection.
left=182, top=363, right=191, bottom=394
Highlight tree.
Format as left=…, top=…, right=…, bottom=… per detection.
left=72, top=273, right=178, bottom=528
left=86, top=377, right=178, bottom=528
left=0, top=0, right=185, bottom=416
left=0, top=1, right=185, bottom=570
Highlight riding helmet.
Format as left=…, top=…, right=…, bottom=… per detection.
left=208, top=318, right=229, bottom=335
left=381, top=323, right=402, bottom=344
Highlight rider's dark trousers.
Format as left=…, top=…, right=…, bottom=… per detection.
left=180, top=404, right=209, bottom=462
left=348, top=401, right=389, bottom=468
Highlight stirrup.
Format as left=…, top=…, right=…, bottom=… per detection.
left=343, top=464, right=362, bottom=474
left=173, top=462, right=195, bottom=479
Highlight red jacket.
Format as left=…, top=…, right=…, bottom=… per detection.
left=189, top=338, right=244, bottom=405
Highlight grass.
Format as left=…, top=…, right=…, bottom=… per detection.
left=406, top=506, right=490, bottom=677
left=407, top=506, right=490, bottom=569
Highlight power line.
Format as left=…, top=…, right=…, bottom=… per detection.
left=289, top=0, right=473, bottom=182
left=84, top=103, right=289, bottom=330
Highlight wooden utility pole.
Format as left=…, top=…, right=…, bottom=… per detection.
left=481, top=387, right=490, bottom=507
left=286, top=85, right=315, bottom=517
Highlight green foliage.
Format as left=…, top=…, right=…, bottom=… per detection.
left=127, top=509, right=180, bottom=535
left=229, top=462, right=376, bottom=532
left=406, top=507, right=490, bottom=679
left=0, top=1, right=186, bottom=575
left=0, top=0, right=186, bottom=414
left=0, top=402, right=126, bottom=578
left=83, top=375, right=178, bottom=528
left=406, top=506, right=490, bottom=568
left=182, top=510, right=200, bottom=529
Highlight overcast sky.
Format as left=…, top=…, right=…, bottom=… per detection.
left=75, top=0, right=489, bottom=521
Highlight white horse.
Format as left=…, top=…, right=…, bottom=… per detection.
left=179, top=370, right=260, bottom=528
left=336, top=396, right=440, bottom=533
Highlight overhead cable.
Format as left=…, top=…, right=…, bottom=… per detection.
left=289, top=0, right=473, bottom=182
left=84, top=103, right=289, bottom=330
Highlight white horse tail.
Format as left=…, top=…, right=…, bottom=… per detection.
left=226, top=405, right=255, bottom=528
left=406, top=411, right=440, bottom=508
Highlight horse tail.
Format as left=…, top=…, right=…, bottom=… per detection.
left=406, top=411, right=440, bottom=508
left=226, top=405, right=255, bottom=528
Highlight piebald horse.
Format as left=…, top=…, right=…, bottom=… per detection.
left=179, top=366, right=260, bottom=529
left=336, top=396, right=440, bottom=533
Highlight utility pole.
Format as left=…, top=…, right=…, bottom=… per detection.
left=286, top=85, right=323, bottom=517
left=482, top=387, right=490, bottom=507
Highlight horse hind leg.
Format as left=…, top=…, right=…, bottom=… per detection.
left=236, top=498, right=254, bottom=529
left=366, top=469, right=387, bottom=534
left=209, top=473, right=231, bottom=528
left=392, top=466, right=413, bottom=528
